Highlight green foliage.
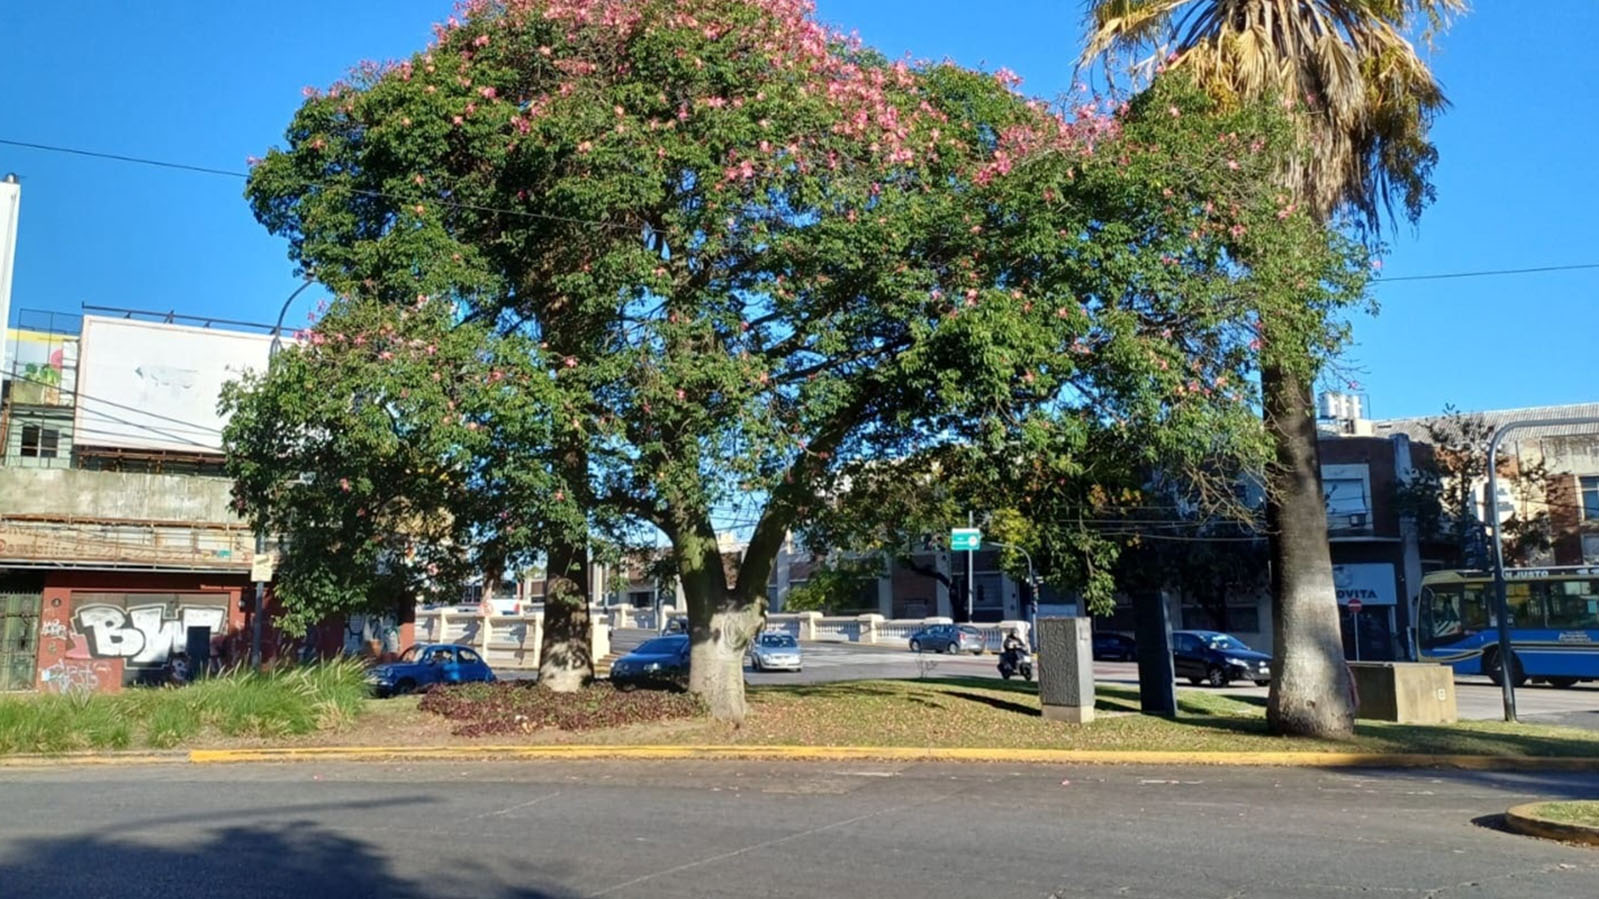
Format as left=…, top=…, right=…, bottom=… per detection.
left=0, top=660, right=370, bottom=755
left=781, top=557, right=883, bottom=613
left=222, top=298, right=579, bottom=634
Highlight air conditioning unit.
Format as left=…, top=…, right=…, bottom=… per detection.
left=1347, top=512, right=1368, bottom=528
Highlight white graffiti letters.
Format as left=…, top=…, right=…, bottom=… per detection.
left=73, top=603, right=227, bottom=665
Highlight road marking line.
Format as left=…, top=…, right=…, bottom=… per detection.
left=473, top=791, right=561, bottom=819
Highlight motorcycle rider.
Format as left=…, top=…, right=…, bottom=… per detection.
left=1000, top=628, right=1027, bottom=672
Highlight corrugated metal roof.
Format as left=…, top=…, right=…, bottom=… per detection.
left=1370, top=402, right=1599, bottom=442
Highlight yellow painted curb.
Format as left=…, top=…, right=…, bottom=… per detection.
left=0, top=753, right=183, bottom=769
left=177, top=744, right=1599, bottom=770
left=1504, top=803, right=1599, bottom=847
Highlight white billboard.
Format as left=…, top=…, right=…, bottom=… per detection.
left=0, top=177, right=19, bottom=377
left=73, top=316, right=275, bottom=454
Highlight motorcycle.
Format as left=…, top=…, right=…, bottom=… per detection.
left=997, top=645, right=1034, bottom=682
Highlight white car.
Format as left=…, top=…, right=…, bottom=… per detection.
left=748, top=632, right=803, bottom=672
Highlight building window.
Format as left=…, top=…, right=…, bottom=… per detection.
left=19, top=425, right=59, bottom=459
left=1581, top=476, right=1599, bottom=521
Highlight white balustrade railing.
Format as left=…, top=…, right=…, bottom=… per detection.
left=410, top=609, right=608, bottom=671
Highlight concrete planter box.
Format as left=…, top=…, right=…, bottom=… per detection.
left=1348, top=662, right=1457, bottom=724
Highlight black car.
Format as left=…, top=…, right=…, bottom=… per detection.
left=609, top=634, right=691, bottom=689
left=1092, top=632, right=1136, bottom=662
left=1171, top=630, right=1272, bottom=688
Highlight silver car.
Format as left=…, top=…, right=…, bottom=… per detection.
left=749, top=632, right=803, bottom=672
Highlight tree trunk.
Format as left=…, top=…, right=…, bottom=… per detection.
left=537, top=539, right=593, bottom=692
left=1262, top=359, right=1355, bottom=739
left=674, top=522, right=763, bottom=723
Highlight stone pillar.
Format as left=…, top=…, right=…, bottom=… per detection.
left=859, top=614, right=883, bottom=644
left=1037, top=617, right=1094, bottom=723
left=797, top=611, right=821, bottom=641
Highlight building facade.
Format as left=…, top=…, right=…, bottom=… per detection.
left=0, top=312, right=311, bottom=693
left=1370, top=403, right=1599, bottom=568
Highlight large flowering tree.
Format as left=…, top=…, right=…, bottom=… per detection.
left=239, top=0, right=1364, bottom=719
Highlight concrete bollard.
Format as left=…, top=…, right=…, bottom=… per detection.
left=1037, top=617, right=1095, bottom=724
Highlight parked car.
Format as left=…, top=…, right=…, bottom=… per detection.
left=610, top=634, right=692, bottom=689
left=748, top=632, right=803, bottom=672
left=1092, top=632, right=1137, bottom=662
left=367, top=644, right=496, bottom=696
left=908, top=624, right=985, bottom=655
left=1171, top=630, right=1272, bottom=688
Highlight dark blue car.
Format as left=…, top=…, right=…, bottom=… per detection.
left=368, top=644, right=496, bottom=696
left=609, top=634, right=691, bottom=689
left=1172, top=630, right=1273, bottom=688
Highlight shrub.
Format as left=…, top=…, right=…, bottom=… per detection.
left=419, top=683, right=704, bottom=736
left=0, top=659, right=371, bottom=755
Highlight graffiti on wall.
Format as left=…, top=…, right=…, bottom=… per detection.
left=39, top=659, right=114, bottom=694
left=344, top=614, right=401, bottom=657
left=72, top=603, right=227, bottom=666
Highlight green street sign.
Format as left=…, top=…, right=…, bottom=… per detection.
left=950, top=527, right=982, bottom=551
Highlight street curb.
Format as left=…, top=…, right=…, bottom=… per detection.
left=177, top=745, right=1599, bottom=769
left=7, top=745, right=1599, bottom=771
left=1504, top=803, right=1599, bottom=847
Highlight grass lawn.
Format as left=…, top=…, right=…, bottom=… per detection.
left=9, top=672, right=1599, bottom=760
left=1526, top=801, right=1599, bottom=827
left=0, top=660, right=369, bottom=755
left=383, top=676, right=1599, bottom=759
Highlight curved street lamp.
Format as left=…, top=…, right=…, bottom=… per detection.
left=250, top=277, right=317, bottom=668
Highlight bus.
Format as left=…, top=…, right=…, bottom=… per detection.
left=1416, top=566, right=1599, bottom=688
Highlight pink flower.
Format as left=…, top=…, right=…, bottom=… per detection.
left=563, top=356, right=577, bottom=368
left=675, top=389, right=686, bottom=401
left=554, top=490, right=565, bottom=502
left=339, top=478, right=351, bottom=492
left=480, top=86, right=497, bottom=99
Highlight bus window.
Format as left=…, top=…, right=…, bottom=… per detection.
left=1546, top=580, right=1599, bottom=630
left=1421, top=585, right=1464, bottom=647
left=1461, top=585, right=1488, bottom=632
left=1504, top=582, right=1545, bottom=629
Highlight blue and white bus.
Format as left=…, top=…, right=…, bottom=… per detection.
left=1417, top=566, right=1599, bottom=688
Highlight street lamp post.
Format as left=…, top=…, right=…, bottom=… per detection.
left=1483, top=414, right=1599, bottom=723
left=250, top=279, right=315, bottom=669
left=986, top=540, right=1038, bottom=651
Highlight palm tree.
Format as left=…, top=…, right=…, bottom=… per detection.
left=1080, top=0, right=1463, bottom=738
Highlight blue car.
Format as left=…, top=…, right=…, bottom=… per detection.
left=609, top=634, right=691, bottom=689
left=368, top=644, right=497, bottom=696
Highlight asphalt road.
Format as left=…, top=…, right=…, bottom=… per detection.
left=729, top=638, right=1599, bottom=729
left=2, top=760, right=1595, bottom=898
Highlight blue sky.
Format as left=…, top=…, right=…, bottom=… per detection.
left=1, top=1, right=1593, bottom=420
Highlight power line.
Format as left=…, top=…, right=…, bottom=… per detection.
left=9, top=136, right=1599, bottom=285
left=0, top=137, right=638, bottom=232
left=1379, top=263, right=1599, bottom=283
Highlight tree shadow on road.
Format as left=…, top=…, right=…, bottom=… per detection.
left=0, top=819, right=578, bottom=899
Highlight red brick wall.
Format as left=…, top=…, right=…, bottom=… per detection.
left=1547, top=473, right=1583, bottom=565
